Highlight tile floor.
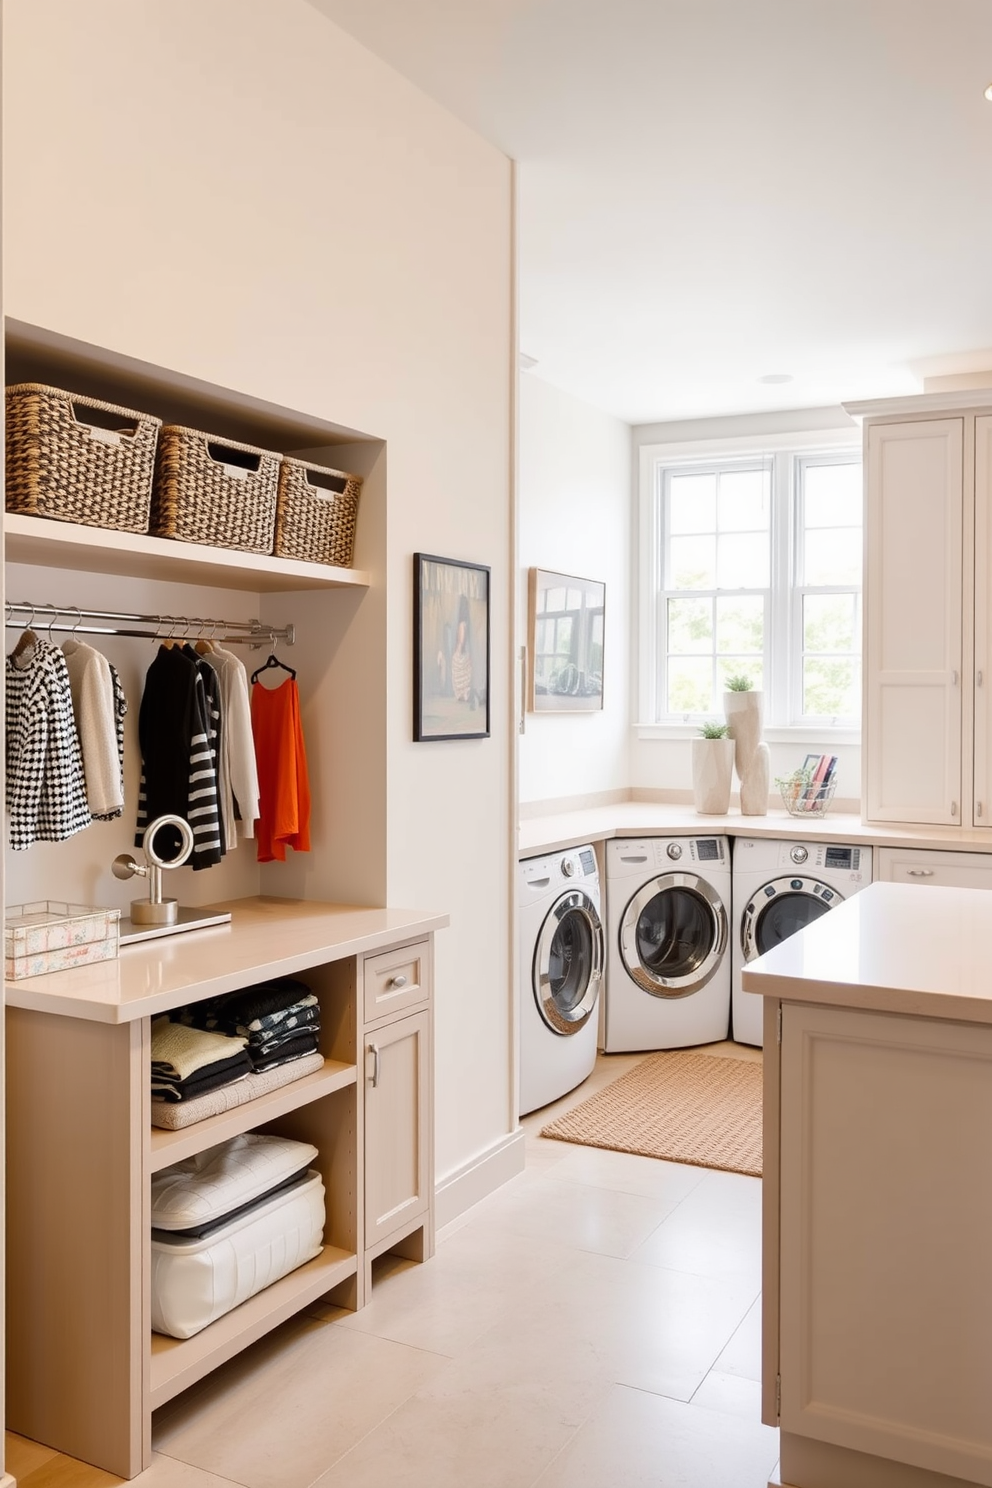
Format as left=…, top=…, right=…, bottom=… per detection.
left=6, top=1043, right=779, bottom=1488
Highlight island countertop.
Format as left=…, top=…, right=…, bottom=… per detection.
left=3, top=896, right=449, bottom=1024
left=742, top=879, right=992, bottom=1025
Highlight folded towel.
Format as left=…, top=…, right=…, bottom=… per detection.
left=151, top=1017, right=248, bottom=1083
left=150, top=1051, right=324, bottom=1129
left=152, top=1048, right=253, bottom=1103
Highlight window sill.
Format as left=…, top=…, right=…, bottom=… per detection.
left=636, top=723, right=862, bottom=747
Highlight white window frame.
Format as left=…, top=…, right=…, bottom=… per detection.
left=637, top=427, right=862, bottom=745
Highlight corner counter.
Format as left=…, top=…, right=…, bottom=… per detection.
left=744, top=881, right=992, bottom=1488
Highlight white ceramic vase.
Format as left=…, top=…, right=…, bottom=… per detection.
left=691, top=737, right=735, bottom=815
left=724, top=689, right=768, bottom=816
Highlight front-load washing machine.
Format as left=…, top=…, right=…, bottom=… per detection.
left=518, top=844, right=604, bottom=1117
left=603, top=837, right=731, bottom=1052
left=731, top=837, right=873, bottom=1046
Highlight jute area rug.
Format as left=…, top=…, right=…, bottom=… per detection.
left=540, top=1050, right=763, bottom=1178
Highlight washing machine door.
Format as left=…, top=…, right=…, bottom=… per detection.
left=618, top=873, right=728, bottom=998
left=533, top=888, right=604, bottom=1035
left=741, top=875, right=842, bottom=961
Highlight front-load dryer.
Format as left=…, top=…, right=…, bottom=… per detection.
left=603, top=836, right=731, bottom=1052
left=731, top=837, right=873, bottom=1046
left=518, top=844, right=604, bottom=1117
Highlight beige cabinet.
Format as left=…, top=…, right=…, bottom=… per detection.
left=855, top=393, right=992, bottom=828
left=877, top=843, right=992, bottom=888
left=767, top=998, right=992, bottom=1488
left=361, top=938, right=434, bottom=1288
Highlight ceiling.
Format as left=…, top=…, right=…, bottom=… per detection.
left=307, top=0, right=992, bottom=425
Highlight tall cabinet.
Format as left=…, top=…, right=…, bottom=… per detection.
left=848, top=390, right=992, bottom=828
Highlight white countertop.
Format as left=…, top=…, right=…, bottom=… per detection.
left=742, top=880, right=992, bottom=1025
left=4, top=897, right=449, bottom=1024
left=518, top=801, right=992, bottom=857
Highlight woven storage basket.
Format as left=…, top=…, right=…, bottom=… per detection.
left=274, top=457, right=363, bottom=567
left=5, top=383, right=161, bottom=532
left=151, top=426, right=281, bottom=553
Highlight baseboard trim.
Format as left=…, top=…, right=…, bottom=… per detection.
left=434, top=1128, right=526, bottom=1229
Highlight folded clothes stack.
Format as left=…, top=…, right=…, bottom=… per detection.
left=151, top=1018, right=253, bottom=1104
left=177, top=977, right=321, bottom=1072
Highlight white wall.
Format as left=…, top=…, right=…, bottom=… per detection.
left=4, top=0, right=513, bottom=1196
left=630, top=406, right=863, bottom=808
left=518, top=373, right=631, bottom=807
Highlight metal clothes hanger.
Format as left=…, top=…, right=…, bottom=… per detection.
left=11, top=602, right=39, bottom=663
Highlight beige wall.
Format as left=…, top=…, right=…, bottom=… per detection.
left=4, top=0, right=514, bottom=1192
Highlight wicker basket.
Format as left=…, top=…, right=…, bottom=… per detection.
left=274, top=457, right=363, bottom=567
left=5, top=383, right=161, bottom=532
left=150, top=426, right=281, bottom=553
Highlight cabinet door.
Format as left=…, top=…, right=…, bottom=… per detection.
left=864, top=418, right=964, bottom=824
left=779, top=1002, right=992, bottom=1483
left=877, top=844, right=992, bottom=889
left=364, top=1009, right=430, bottom=1250
left=974, top=416, right=992, bottom=824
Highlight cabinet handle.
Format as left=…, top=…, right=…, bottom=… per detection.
left=389, top=974, right=408, bottom=989
left=369, top=1042, right=381, bottom=1087
left=979, top=671, right=985, bottom=687
left=979, top=801, right=984, bottom=818
left=952, top=801, right=959, bottom=817
left=951, top=670, right=959, bottom=686
left=907, top=868, right=935, bottom=877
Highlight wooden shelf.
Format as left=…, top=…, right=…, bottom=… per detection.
left=149, top=1245, right=357, bottom=1410
left=149, top=1059, right=357, bottom=1173
left=4, top=513, right=370, bottom=593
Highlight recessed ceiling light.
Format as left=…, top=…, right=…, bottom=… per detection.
left=985, top=82, right=992, bottom=100
left=759, top=373, right=793, bottom=385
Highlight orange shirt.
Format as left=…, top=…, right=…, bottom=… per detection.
left=250, top=677, right=311, bottom=863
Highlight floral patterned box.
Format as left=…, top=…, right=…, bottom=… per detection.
left=5, top=901, right=120, bottom=980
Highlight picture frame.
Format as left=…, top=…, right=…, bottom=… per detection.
left=527, top=568, right=605, bottom=712
left=414, top=553, right=491, bottom=741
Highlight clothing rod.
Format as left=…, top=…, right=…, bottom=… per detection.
left=3, top=620, right=292, bottom=646
left=4, top=602, right=295, bottom=647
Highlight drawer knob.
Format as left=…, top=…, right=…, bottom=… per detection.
left=907, top=869, right=934, bottom=877
left=389, top=974, right=408, bottom=989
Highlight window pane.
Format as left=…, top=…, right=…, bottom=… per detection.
left=543, top=584, right=568, bottom=613
left=804, top=527, right=862, bottom=586
left=717, top=468, right=770, bottom=532
left=669, top=534, right=716, bottom=589
left=716, top=595, right=764, bottom=656
left=668, top=597, right=713, bottom=655
left=718, top=656, right=764, bottom=693
left=804, top=593, right=858, bottom=653
left=805, top=463, right=862, bottom=528
left=668, top=656, right=713, bottom=714
left=669, top=474, right=716, bottom=534
left=717, top=531, right=769, bottom=588
left=803, top=657, right=859, bottom=717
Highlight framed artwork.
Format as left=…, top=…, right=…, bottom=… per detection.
left=414, top=553, right=491, bottom=741
left=528, top=568, right=605, bottom=712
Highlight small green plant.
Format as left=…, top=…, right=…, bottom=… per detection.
left=698, top=721, right=730, bottom=739
left=724, top=674, right=753, bottom=692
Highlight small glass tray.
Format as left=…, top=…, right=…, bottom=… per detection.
left=5, top=900, right=120, bottom=979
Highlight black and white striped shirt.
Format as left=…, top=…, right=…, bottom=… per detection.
left=136, top=645, right=223, bottom=869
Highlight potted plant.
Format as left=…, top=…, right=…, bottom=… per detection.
left=723, top=674, right=768, bottom=815
left=691, top=721, right=735, bottom=814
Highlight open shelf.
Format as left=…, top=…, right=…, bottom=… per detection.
left=150, top=1059, right=357, bottom=1172
left=4, top=512, right=370, bottom=593
left=149, top=1244, right=357, bottom=1410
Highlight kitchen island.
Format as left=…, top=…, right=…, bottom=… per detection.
left=743, top=880, right=992, bottom=1488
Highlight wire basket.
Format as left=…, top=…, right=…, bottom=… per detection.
left=776, top=772, right=837, bottom=818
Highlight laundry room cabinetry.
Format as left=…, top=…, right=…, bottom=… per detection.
left=876, top=844, right=992, bottom=889
left=361, top=940, right=433, bottom=1279
left=850, top=391, right=992, bottom=828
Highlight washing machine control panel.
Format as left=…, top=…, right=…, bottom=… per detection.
left=790, top=845, right=808, bottom=864
left=561, top=857, right=576, bottom=877
left=666, top=842, right=683, bottom=860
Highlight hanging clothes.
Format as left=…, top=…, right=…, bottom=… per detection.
left=250, top=675, right=311, bottom=863
left=6, top=634, right=91, bottom=850
left=198, top=642, right=260, bottom=848
left=61, top=638, right=127, bottom=820
left=135, top=645, right=222, bottom=869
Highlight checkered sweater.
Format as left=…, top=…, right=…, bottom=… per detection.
left=6, top=638, right=91, bottom=850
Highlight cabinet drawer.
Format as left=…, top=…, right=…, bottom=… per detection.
left=363, top=940, right=430, bottom=1023
left=877, top=845, right=992, bottom=890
